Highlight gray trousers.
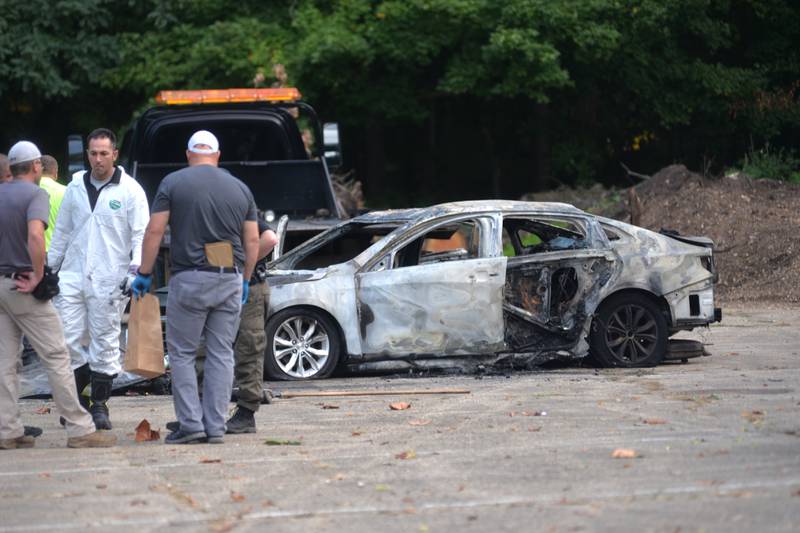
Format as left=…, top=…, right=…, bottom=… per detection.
left=166, top=271, right=242, bottom=437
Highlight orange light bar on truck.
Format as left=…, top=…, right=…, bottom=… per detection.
left=155, top=88, right=302, bottom=105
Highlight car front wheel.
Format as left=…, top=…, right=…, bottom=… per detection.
left=589, top=293, right=668, bottom=367
left=264, top=307, right=341, bottom=380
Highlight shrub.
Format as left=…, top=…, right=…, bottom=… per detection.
left=733, top=145, right=800, bottom=183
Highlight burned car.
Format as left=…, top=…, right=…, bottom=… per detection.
left=263, top=201, right=721, bottom=380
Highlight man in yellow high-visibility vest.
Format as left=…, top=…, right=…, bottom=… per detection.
left=38, top=155, right=66, bottom=251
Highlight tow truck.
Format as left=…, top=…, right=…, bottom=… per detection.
left=67, top=87, right=346, bottom=286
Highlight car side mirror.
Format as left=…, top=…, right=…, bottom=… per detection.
left=322, top=123, right=342, bottom=171
left=67, top=134, right=85, bottom=175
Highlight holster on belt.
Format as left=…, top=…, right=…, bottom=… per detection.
left=204, top=241, right=234, bottom=268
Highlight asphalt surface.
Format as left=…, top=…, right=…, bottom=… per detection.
left=1, top=307, right=798, bottom=532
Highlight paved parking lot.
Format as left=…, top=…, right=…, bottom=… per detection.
left=1, top=307, right=798, bottom=532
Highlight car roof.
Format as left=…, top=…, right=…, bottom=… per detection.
left=353, top=200, right=586, bottom=224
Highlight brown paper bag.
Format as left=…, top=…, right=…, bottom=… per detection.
left=204, top=241, right=234, bottom=267
left=124, top=294, right=165, bottom=378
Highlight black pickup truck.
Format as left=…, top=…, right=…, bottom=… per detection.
left=68, top=87, right=346, bottom=281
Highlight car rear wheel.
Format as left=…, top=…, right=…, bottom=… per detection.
left=264, top=308, right=341, bottom=380
left=589, top=293, right=668, bottom=367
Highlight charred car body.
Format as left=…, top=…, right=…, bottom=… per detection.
left=263, top=200, right=721, bottom=380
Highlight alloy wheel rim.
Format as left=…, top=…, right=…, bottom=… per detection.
left=604, top=304, right=658, bottom=363
left=273, top=316, right=330, bottom=378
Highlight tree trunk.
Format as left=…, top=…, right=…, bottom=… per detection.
left=534, top=103, right=551, bottom=190
left=364, top=121, right=387, bottom=201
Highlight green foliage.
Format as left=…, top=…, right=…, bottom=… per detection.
left=1, top=0, right=799, bottom=200
left=0, top=0, right=119, bottom=100
left=105, top=18, right=289, bottom=96
left=551, top=140, right=604, bottom=186
left=733, top=145, right=800, bottom=183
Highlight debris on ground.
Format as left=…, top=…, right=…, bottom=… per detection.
left=390, top=402, right=412, bottom=411
left=264, top=439, right=302, bottom=446
left=395, top=450, right=417, bottom=460
left=134, top=419, right=161, bottom=442
left=611, top=448, right=639, bottom=459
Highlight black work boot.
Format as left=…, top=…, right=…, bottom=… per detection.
left=60, top=363, right=92, bottom=426
left=89, top=371, right=116, bottom=430
left=225, top=406, right=256, bottom=434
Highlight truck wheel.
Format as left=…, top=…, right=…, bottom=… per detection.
left=589, top=293, right=667, bottom=368
left=264, top=308, right=341, bottom=380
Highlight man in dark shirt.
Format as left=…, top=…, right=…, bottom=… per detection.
left=0, top=141, right=115, bottom=449
left=224, top=216, right=278, bottom=433
left=132, top=130, right=259, bottom=444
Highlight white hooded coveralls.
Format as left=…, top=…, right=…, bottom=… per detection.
left=48, top=167, right=149, bottom=375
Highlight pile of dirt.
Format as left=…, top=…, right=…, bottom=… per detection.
left=526, top=164, right=800, bottom=305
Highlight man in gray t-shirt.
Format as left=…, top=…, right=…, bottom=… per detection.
left=0, top=140, right=115, bottom=449
left=0, top=179, right=50, bottom=275
left=151, top=164, right=257, bottom=273
left=132, top=130, right=259, bottom=444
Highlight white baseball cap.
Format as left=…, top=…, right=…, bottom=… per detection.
left=8, top=141, right=42, bottom=165
left=187, top=130, right=219, bottom=154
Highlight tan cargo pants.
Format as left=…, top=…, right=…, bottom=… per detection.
left=0, top=277, right=96, bottom=440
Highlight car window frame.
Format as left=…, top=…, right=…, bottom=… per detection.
left=359, top=213, right=501, bottom=273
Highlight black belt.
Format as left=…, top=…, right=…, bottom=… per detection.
left=194, top=266, right=239, bottom=274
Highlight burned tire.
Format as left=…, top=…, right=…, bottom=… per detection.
left=264, top=307, right=341, bottom=380
left=589, top=293, right=668, bottom=368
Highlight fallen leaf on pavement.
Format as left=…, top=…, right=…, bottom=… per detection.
left=642, top=418, right=667, bottom=425
left=264, top=439, right=302, bottom=446
left=724, top=490, right=753, bottom=498
left=390, top=402, right=411, bottom=411
left=742, top=410, right=765, bottom=423
left=611, top=448, right=638, bottom=459
left=321, top=404, right=340, bottom=409
left=35, top=406, right=50, bottom=414
left=395, top=450, right=417, bottom=460
left=211, top=521, right=235, bottom=533
left=230, top=491, right=246, bottom=502
left=792, top=489, right=800, bottom=497
left=351, top=431, right=362, bottom=436
left=134, top=419, right=161, bottom=442
left=408, top=419, right=431, bottom=426
left=199, top=458, right=222, bottom=464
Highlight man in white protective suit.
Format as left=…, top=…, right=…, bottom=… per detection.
left=48, top=128, right=150, bottom=430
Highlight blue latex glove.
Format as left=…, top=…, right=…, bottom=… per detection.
left=242, top=280, right=250, bottom=305
left=131, top=273, right=152, bottom=299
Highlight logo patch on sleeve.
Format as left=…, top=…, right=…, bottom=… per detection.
left=109, top=199, right=122, bottom=210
